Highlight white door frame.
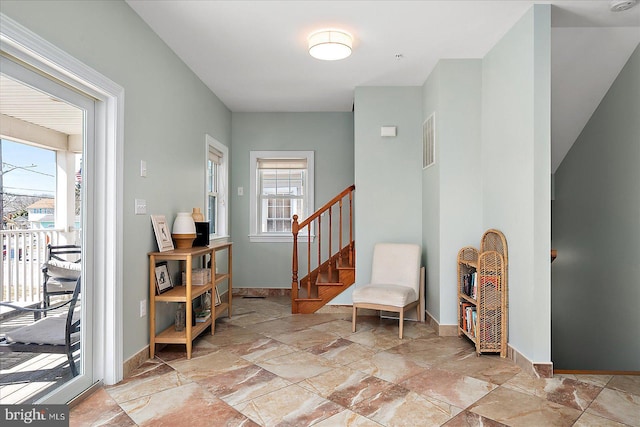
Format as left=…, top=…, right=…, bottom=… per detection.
left=2, top=55, right=97, bottom=402
left=0, top=14, right=124, bottom=388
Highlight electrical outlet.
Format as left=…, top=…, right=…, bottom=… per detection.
left=135, top=199, right=146, bottom=215
left=140, top=299, right=147, bottom=317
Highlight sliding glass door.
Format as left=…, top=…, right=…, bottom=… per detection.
left=0, top=55, right=96, bottom=403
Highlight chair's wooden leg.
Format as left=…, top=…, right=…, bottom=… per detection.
left=399, top=308, right=404, bottom=339
left=352, top=305, right=357, bottom=333
left=416, top=304, right=421, bottom=323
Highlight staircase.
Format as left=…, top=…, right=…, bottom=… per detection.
left=291, top=185, right=355, bottom=314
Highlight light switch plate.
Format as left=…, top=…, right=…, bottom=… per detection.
left=237, top=187, right=244, bottom=196
left=140, top=160, right=147, bottom=177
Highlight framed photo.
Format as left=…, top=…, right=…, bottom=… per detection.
left=154, top=262, right=173, bottom=294
left=151, top=215, right=174, bottom=252
left=214, top=287, right=221, bottom=306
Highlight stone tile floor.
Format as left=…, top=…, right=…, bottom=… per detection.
left=70, top=296, right=640, bottom=426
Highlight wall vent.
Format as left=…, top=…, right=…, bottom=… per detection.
left=423, top=112, right=435, bottom=169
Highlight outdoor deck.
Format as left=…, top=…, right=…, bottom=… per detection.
left=0, top=229, right=82, bottom=403
left=0, top=301, right=79, bottom=404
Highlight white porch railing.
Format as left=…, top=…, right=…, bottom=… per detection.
left=0, top=229, right=64, bottom=302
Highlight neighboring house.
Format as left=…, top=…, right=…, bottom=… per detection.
left=26, top=198, right=55, bottom=229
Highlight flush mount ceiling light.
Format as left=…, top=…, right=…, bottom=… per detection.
left=610, top=0, right=638, bottom=11
left=308, top=30, right=352, bottom=61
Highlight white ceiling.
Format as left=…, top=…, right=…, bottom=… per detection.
left=126, top=0, right=639, bottom=172
left=0, top=2, right=637, bottom=173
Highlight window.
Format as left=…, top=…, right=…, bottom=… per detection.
left=249, top=151, right=314, bottom=242
left=205, top=135, right=228, bottom=241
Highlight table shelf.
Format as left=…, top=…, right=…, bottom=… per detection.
left=149, top=242, right=232, bottom=359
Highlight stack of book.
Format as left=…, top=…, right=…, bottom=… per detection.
left=460, top=301, right=478, bottom=338
left=462, top=271, right=478, bottom=299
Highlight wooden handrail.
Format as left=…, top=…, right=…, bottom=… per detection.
left=291, top=185, right=355, bottom=312
left=297, top=185, right=355, bottom=229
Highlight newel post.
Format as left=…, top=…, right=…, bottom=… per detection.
left=291, top=214, right=299, bottom=312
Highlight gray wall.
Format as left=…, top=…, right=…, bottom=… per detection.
left=230, top=112, right=354, bottom=291
left=420, top=7, right=552, bottom=368
left=422, top=64, right=442, bottom=320
left=1, top=1, right=232, bottom=360
left=351, top=87, right=423, bottom=304
left=481, top=5, right=551, bottom=362
left=552, top=44, right=640, bottom=370
left=421, top=59, right=483, bottom=324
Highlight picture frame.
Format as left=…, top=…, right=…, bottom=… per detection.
left=214, top=287, right=221, bottom=306
left=154, top=262, right=173, bottom=294
left=151, top=215, right=174, bottom=252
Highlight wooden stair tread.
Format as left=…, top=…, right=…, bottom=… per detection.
left=336, top=256, right=354, bottom=269
left=295, top=248, right=356, bottom=313
left=317, top=271, right=340, bottom=285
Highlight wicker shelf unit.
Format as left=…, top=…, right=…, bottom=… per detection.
left=457, top=229, right=508, bottom=357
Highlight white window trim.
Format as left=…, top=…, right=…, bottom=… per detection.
left=249, top=150, right=314, bottom=243
left=205, top=134, right=229, bottom=242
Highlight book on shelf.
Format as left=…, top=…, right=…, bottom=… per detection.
left=195, top=310, right=211, bottom=323
left=471, top=272, right=478, bottom=299
left=480, top=275, right=500, bottom=301
left=463, top=273, right=470, bottom=296
left=466, top=306, right=477, bottom=334
left=462, top=272, right=478, bottom=299
left=472, top=309, right=478, bottom=338
left=460, top=302, right=477, bottom=336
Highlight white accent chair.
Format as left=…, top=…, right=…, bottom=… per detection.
left=352, top=243, right=423, bottom=339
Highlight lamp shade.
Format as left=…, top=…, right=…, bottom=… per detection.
left=172, top=212, right=196, bottom=234
left=308, top=30, right=352, bottom=61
